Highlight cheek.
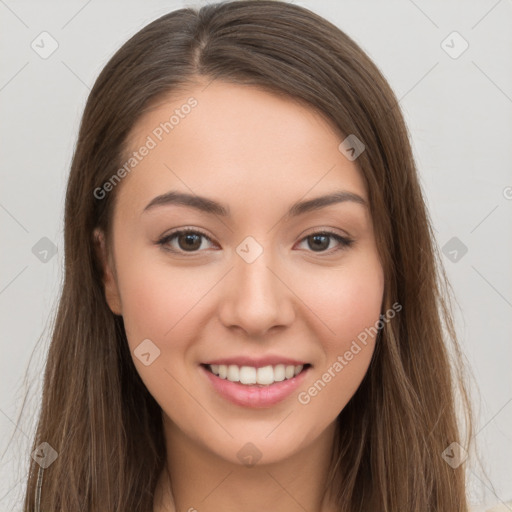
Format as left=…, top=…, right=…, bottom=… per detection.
left=293, top=255, right=383, bottom=411
left=116, top=251, right=211, bottom=346
left=296, top=252, right=384, bottom=348
left=114, top=252, right=211, bottom=413
left=331, top=272, right=383, bottom=347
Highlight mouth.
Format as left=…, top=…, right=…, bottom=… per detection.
left=199, top=362, right=312, bottom=408
left=201, top=363, right=311, bottom=387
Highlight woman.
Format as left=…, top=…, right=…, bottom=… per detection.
left=22, top=1, right=475, bottom=510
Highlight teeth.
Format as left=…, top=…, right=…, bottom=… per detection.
left=274, top=364, right=285, bottom=382
left=256, top=366, right=274, bottom=385
left=208, top=363, right=306, bottom=386
left=227, top=365, right=239, bottom=382
left=239, top=366, right=256, bottom=384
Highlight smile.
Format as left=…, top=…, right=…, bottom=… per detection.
left=206, top=363, right=307, bottom=385
left=200, top=362, right=311, bottom=408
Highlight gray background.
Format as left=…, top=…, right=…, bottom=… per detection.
left=1, top=1, right=511, bottom=510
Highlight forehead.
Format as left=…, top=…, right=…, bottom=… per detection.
left=114, top=80, right=368, bottom=220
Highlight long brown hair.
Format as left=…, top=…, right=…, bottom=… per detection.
left=18, top=1, right=475, bottom=510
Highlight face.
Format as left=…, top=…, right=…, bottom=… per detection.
left=95, top=80, right=384, bottom=466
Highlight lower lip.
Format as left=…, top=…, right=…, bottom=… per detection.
left=200, top=365, right=310, bottom=408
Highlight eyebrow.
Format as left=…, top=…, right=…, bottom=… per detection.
left=142, top=190, right=367, bottom=217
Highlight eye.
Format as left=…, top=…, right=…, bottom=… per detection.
left=296, top=230, right=354, bottom=253
left=157, top=228, right=216, bottom=253
left=157, top=228, right=354, bottom=255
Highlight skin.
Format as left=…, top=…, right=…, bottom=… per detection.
left=94, top=80, right=385, bottom=512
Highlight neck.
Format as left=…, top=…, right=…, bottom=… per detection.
left=153, top=417, right=339, bottom=512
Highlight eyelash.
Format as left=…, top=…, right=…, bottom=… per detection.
left=156, top=228, right=354, bottom=255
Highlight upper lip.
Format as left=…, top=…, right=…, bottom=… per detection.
left=202, top=356, right=310, bottom=368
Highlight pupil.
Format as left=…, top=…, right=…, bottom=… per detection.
left=180, top=233, right=201, bottom=251
left=310, top=234, right=328, bottom=251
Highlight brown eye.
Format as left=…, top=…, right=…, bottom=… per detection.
left=307, top=234, right=330, bottom=251
left=157, top=229, right=215, bottom=253
left=297, top=231, right=354, bottom=253
left=177, top=232, right=202, bottom=251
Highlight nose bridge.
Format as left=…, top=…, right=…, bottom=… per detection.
left=219, top=236, right=294, bottom=335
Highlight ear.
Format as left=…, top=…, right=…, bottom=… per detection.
left=93, top=227, right=122, bottom=316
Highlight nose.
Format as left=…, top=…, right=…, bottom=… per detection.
left=218, top=247, right=296, bottom=338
